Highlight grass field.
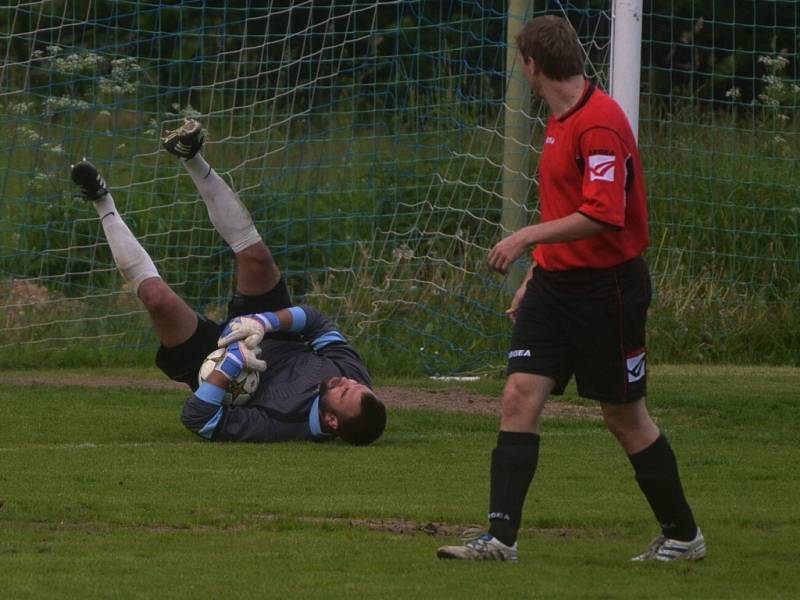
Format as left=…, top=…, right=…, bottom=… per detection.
left=1, top=365, right=798, bottom=599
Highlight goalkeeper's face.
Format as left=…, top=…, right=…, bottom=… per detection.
left=319, top=376, right=387, bottom=445
left=319, top=376, right=369, bottom=423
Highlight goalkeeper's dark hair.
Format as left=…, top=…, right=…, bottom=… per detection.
left=337, top=391, right=386, bottom=446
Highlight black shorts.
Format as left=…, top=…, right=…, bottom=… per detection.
left=506, top=257, right=651, bottom=404
left=154, top=278, right=293, bottom=390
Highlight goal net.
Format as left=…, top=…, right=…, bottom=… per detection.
left=0, top=2, right=796, bottom=373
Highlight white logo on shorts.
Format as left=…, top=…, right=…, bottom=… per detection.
left=488, top=511, right=511, bottom=521
left=626, top=351, right=646, bottom=382
left=508, top=349, right=532, bottom=358
left=588, top=154, right=615, bottom=182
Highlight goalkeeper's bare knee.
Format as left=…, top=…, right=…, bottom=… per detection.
left=137, top=278, right=180, bottom=314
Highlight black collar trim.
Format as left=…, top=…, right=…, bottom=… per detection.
left=557, top=79, right=595, bottom=122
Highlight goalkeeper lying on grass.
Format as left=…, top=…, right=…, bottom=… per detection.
left=70, top=119, right=385, bottom=445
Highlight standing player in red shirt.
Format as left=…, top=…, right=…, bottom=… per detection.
left=438, top=15, right=704, bottom=563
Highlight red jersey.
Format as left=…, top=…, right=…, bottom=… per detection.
left=533, top=82, right=649, bottom=270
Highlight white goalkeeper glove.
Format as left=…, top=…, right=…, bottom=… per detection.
left=215, top=341, right=267, bottom=380
left=218, top=312, right=280, bottom=349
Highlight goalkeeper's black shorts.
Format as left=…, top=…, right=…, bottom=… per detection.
left=155, top=278, right=292, bottom=390
left=506, top=257, right=651, bottom=404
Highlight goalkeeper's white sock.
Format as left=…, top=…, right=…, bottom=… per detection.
left=182, top=154, right=262, bottom=253
left=93, top=193, right=160, bottom=295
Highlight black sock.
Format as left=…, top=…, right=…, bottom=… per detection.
left=487, top=431, right=540, bottom=547
left=628, top=433, right=698, bottom=541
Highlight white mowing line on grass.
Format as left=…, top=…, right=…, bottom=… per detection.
left=0, top=441, right=200, bottom=452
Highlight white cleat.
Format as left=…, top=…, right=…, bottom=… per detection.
left=632, top=528, right=706, bottom=562
left=437, top=532, right=519, bottom=563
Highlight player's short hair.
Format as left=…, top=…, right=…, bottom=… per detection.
left=337, top=391, right=386, bottom=446
left=516, top=15, right=585, bottom=81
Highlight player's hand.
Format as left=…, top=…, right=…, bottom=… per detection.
left=488, top=231, right=529, bottom=274
left=506, top=280, right=527, bottom=323
left=218, top=313, right=279, bottom=348
left=215, top=341, right=267, bottom=380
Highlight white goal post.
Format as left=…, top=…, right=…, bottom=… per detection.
left=610, top=0, right=644, bottom=139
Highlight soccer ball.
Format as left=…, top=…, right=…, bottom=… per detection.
left=198, top=348, right=261, bottom=406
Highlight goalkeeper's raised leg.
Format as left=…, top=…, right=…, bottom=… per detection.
left=70, top=159, right=199, bottom=348
left=162, top=119, right=284, bottom=311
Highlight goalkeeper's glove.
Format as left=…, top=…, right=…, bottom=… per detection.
left=215, top=341, right=267, bottom=380
left=218, top=312, right=280, bottom=348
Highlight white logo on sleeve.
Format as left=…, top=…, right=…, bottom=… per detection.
left=588, top=154, right=615, bottom=182
left=626, top=351, right=646, bottom=383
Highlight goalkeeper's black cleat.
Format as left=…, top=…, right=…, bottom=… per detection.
left=70, top=159, right=109, bottom=201
left=162, top=119, right=205, bottom=159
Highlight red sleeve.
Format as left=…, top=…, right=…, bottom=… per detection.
left=577, top=127, right=630, bottom=229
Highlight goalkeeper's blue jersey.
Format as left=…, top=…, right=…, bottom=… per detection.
left=180, top=305, right=371, bottom=443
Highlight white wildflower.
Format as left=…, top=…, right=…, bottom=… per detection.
left=31, top=171, right=51, bottom=191
left=44, top=143, right=64, bottom=155
left=16, top=125, right=41, bottom=142
left=8, top=101, right=34, bottom=115
left=44, top=95, right=90, bottom=116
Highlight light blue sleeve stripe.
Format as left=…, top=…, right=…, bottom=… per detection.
left=308, top=395, right=332, bottom=439
left=309, top=395, right=322, bottom=437
left=198, top=407, right=224, bottom=439
left=195, top=382, right=226, bottom=406
left=288, top=306, right=307, bottom=332
left=262, top=312, right=280, bottom=330
left=311, top=331, right=346, bottom=351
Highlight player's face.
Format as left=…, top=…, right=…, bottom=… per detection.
left=319, top=376, right=369, bottom=421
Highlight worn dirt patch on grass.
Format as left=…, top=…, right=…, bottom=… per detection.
left=378, top=386, right=600, bottom=420
left=253, top=514, right=583, bottom=538
left=136, top=515, right=583, bottom=539
left=36, top=516, right=583, bottom=540
left=2, top=375, right=600, bottom=420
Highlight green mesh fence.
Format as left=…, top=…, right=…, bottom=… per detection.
left=640, top=1, right=800, bottom=362
left=0, top=1, right=797, bottom=373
